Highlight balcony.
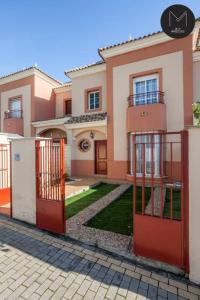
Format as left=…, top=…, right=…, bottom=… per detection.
left=3, top=110, right=23, bottom=135
left=127, top=91, right=166, bottom=132
left=4, top=110, right=23, bottom=119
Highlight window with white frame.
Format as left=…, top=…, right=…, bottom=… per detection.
left=88, top=90, right=100, bottom=110
left=134, top=74, right=159, bottom=105
left=129, top=133, right=160, bottom=177
left=8, top=97, right=22, bottom=118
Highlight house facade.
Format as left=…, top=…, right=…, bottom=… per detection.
left=1, top=20, right=200, bottom=181
left=0, top=67, right=61, bottom=137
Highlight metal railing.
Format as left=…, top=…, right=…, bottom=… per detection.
left=128, top=91, right=164, bottom=107
left=4, top=110, right=23, bottom=119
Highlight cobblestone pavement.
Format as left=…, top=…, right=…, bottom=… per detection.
left=0, top=216, right=200, bottom=300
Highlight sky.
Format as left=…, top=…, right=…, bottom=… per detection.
left=0, top=0, right=199, bottom=82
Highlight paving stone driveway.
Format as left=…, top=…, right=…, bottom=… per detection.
left=0, top=216, right=200, bottom=300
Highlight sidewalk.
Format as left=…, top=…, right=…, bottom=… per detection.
left=0, top=216, right=199, bottom=300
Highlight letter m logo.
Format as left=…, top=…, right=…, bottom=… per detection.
left=169, top=11, right=188, bottom=27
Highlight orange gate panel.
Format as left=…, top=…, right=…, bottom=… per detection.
left=132, top=131, right=189, bottom=271
left=0, top=143, right=11, bottom=216
left=36, top=139, right=65, bottom=234
left=0, top=188, right=10, bottom=206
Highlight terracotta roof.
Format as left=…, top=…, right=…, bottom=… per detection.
left=65, top=61, right=104, bottom=74
left=98, top=18, right=200, bottom=53
left=54, top=82, right=72, bottom=90
left=0, top=66, right=62, bottom=84
left=196, top=28, right=200, bottom=50
left=98, top=30, right=163, bottom=53
left=65, top=112, right=107, bottom=124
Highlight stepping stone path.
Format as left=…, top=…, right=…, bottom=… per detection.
left=66, top=183, right=132, bottom=252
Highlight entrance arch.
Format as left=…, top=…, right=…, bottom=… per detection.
left=39, top=128, right=67, bottom=143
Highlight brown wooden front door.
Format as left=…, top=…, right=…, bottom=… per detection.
left=95, top=140, right=107, bottom=175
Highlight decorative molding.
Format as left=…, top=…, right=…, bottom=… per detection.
left=32, top=117, right=70, bottom=127
left=78, top=138, right=91, bottom=152
left=65, top=119, right=107, bottom=130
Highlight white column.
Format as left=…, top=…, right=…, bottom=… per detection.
left=66, top=129, right=72, bottom=176
left=12, top=138, right=36, bottom=224
left=188, top=127, right=200, bottom=284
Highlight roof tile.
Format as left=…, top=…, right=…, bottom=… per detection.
left=65, top=60, right=104, bottom=74
left=98, top=18, right=200, bottom=53
left=98, top=30, right=162, bottom=52
left=0, top=66, right=62, bottom=84
left=65, top=112, right=107, bottom=124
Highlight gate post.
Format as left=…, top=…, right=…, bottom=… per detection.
left=188, top=127, right=200, bottom=284
left=60, top=138, right=66, bottom=232
left=11, top=138, right=36, bottom=224
left=181, top=130, right=189, bottom=274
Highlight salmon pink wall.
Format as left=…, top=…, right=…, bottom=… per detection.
left=105, top=36, right=193, bottom=180
left=0, top=76, right=34, bottom=134
left=3, top=118, right=23, bottom=135
left=56, top=90, right=72, bottom=118
left=127, top=103, right=166, bottom=132
left=33, top=76, right=56, bottom=122
left=71, top=160, right=94, bottom=176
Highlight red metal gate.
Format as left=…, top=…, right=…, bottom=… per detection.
left=0, top=143, right=11, bottom=216
left=36, top=139, right=65, bottom=234
left=133, top=131, right=189, bottom=271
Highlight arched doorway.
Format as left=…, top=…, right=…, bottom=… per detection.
left=39, top=128, right=70, bottom=175
left=39, top=128, right=67, bottom=144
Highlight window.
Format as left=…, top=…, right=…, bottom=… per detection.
left=129, top=134, right=160, bottom=177
left=134, top=74, right=159, bottom=105
left=8, top=97, right=22, bottom=118
left=64, top=99, right=72, bottom=115
left=88, top=91, right=100, bottom=110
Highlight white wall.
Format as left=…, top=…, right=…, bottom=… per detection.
left=72, top=71, right=106, bottom=116
left=12, top=138, right=36, bottom=224
left=71, top=127, right=107, bottom=160
left=188, top=127, right=200, bottom=284
left=65, top=145, right=71, bottom=176
left=193, top=61, right=200, bottom=102
left=1, top=85, right=31, bottom=136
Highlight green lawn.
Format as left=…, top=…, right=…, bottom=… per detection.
left=163, top=188, right=182, bottom=219
left=85, top=186, right=133, bottom=236
left=135, top=186, right=181, bottom=219
left=65, top=183, right=119, bottom=219
left=85, top=186, right=181, bottom=236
